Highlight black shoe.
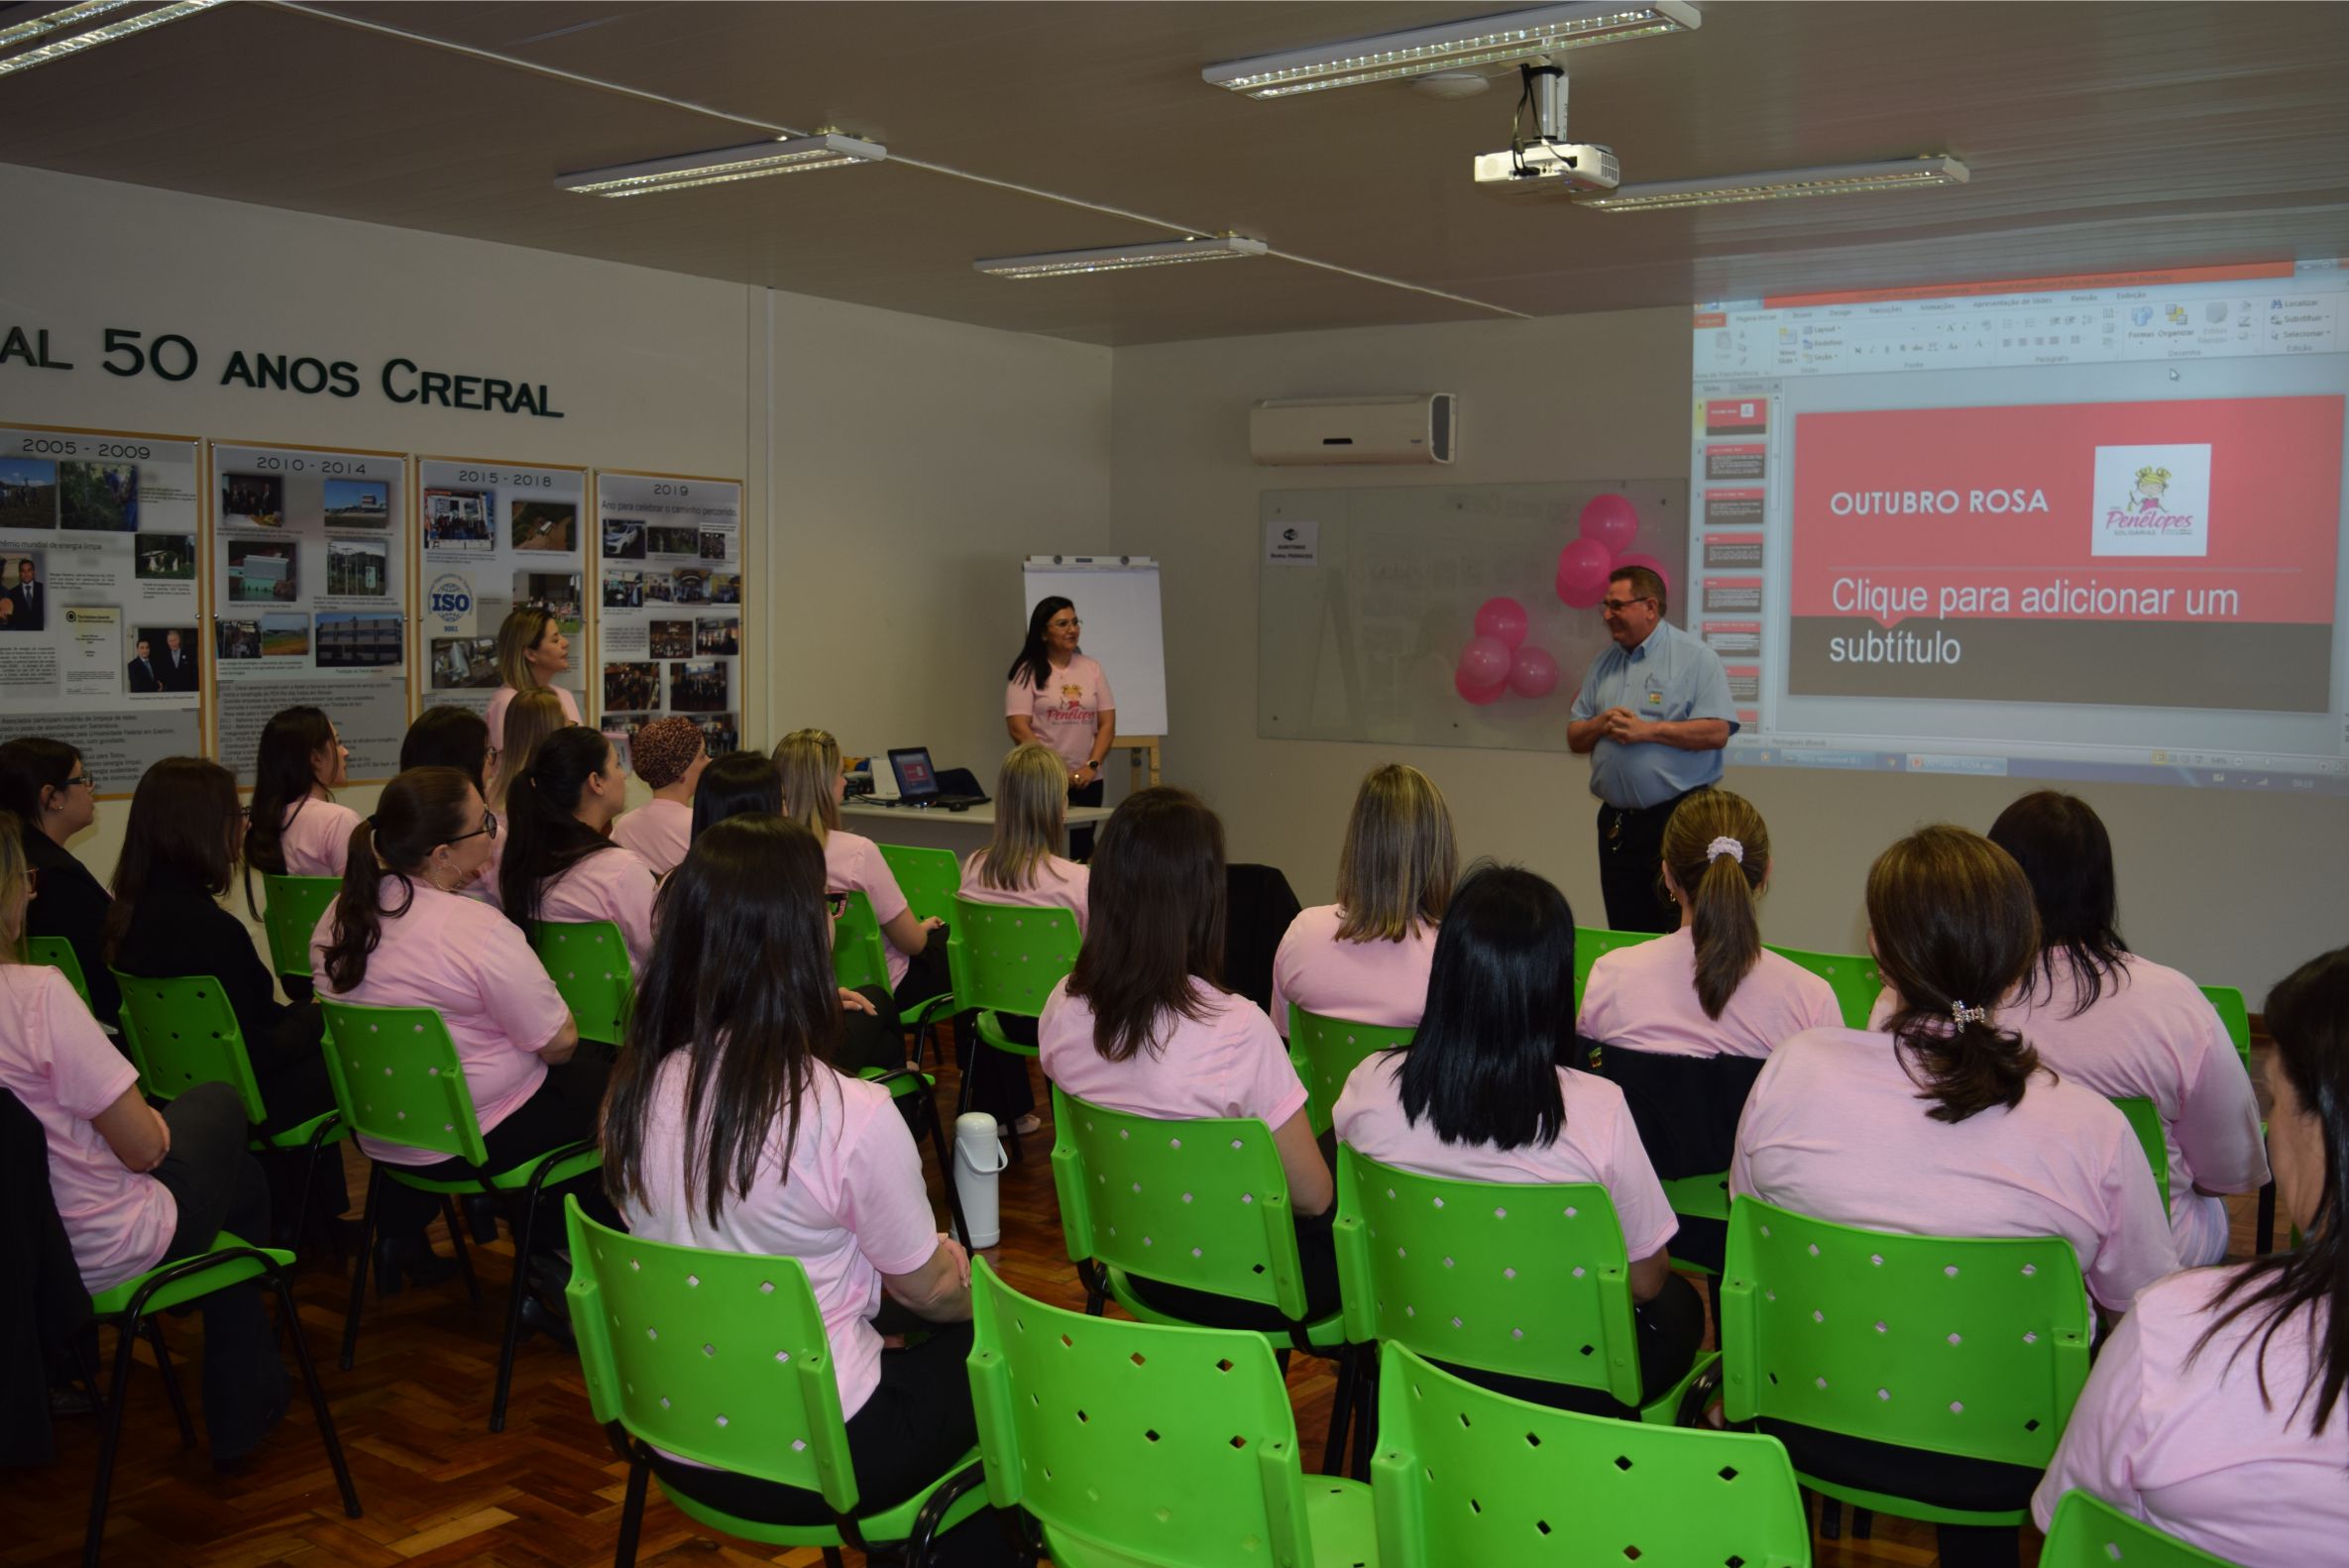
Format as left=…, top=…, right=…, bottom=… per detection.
left=462, top=1192, right=503, bottom=1245
left=210, top=1391, right=291, bottom=1475
left=374, top=1234, right=459, bottom=1297
left=517, top=1292, right=575, bottom=1351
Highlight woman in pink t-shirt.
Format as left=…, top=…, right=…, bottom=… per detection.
left=777, top=728, right=948, bottom=1011
left=1271, top=762, right=1454, bottom=1040
left=610, top=717, right=706, bottom=876
left=1333, top=863, right=1701, bottom=1415
left=242, top=705, right=358, bottom=900
left=1733, top=826, right=2179, bottom=1568
left=0, top=813, right=288, bottom=1467
left=601, top=816, right=1001, bottom=1561
left=498, top=726, right=658, bottom=984
left=315, top=766, right=602, bottom=1298
left=1003, top=597, right=1115, bottom=861
left=2034, top=944, right=2349, bottom=1566
left=482, top=607, right=581, bottom=758
left=1038, top=787, right=1335, bottom=1331
left=1987, top=791, right=2269, bottom=1268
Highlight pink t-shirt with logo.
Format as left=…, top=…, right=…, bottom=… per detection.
left=484, top=682, right=582, bottom=753
left=2034, top=1265, right=2349, bottom=1564
left=1333, top=1052, right=1678, bottom=1262
left=825, top=829, right=913, bottom=991
left=1039, top=977, right=1307, bottom=1131
left=611, top=797, right=692, bottom=877
left=1731, top=1026, right=2180, bottom=1313
left=534, top=845, right=660, bottom=975
left=1269, top=905, right=1438, bottom=1039
left=311, top=878, right=572, bottom=1167
left=615, top=1054, right=940, bottom=1422
left=1578, top=927, right=1841, bottom=1061
left=1005, top=654, right=1114, bottom=773
left=958, top=849, right=1089, bottom=935
left=279, top=797, right=362, bottom=877
left=0, top=964, right=175, bottom=1292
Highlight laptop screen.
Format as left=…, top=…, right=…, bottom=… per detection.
left=887, top=747, right=940, bottom=798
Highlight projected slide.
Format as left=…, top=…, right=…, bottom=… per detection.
left=1689, top=261, right=2349, bottom=794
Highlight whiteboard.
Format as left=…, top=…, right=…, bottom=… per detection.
left=1021, top=559, right=1168, bottom=736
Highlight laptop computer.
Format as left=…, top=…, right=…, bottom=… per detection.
left=887, top=746, right=988, bottom=809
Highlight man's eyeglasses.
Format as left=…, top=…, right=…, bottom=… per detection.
left=1599, top=596, right=1656, bottom=617
left=446, top=809, right=500, bottom=846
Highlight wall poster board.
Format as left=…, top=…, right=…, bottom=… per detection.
left=209, top=440, right=410, bottom=787
left=415, top=456, right=590, bottom=720
left=593, top=470, right=742, bottom=764
left=0, top=424, right=206, bottom=793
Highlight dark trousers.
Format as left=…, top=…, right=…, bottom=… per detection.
left=1066, top=778, right=1104, bottom=862
left=835, top=985, right=906, bottom=1076
left=149, top=1081, right=286, bottom=1461
left=1596, top=795, right=1689, bottom=934
left=651, top=1320, right=1012, bottom=1567
left=1123, top=1208, right=1342, bottom=1333
left=1431, top=1271, right=1707, bottom=1419
left=1755, top=1418, right=2037, bottom=1568
left=893, top=940, right=951, bottom=1013
left=375, top=1048, right=615, bottom=1248
left=957, top=1013, right=1037, bottom=1127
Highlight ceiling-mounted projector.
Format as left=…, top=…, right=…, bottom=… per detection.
left=1474, top=61, right=1619, bottom=194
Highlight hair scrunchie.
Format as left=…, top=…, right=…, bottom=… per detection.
left=1705, top=836, right=1743, bottom=864
left=1951, top=1001, right=1989, bottom=1027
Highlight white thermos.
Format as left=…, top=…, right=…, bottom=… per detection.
left=953, top=1112, right=1011, bottom=1249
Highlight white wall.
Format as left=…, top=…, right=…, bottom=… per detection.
left=1110, top=310, right=2348, bottom=998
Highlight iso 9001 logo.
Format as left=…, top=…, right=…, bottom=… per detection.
left=426, top=571, right=473, bottom=628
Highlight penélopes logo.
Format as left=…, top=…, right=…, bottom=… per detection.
left=2090, top=443, right=2210, bottom=557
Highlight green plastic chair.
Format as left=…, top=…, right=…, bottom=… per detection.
left=319, top=998, right=604, bottom=1432
left=1287, top=1005, right=1412, bottom=1138
left=529, top=920, right=633, bottom=1046
left=1762, top=944, right=1884, bottom=1029
left=948, top=895, right=1080, bottom=1157
left=873, top=843, right=962, bottom=1050
left=2199, top=982, right=2278, bottom=1252
left=1720, top=1196, right=2091, bottom=1528
left=1333, top=1149, right=1722, bottom=1431
left=26, top=934, right=92, bottom=1006
left=2110, top=1096, right=2172, bottom=1212
left=831, top=890, right=893, bottom=994
left=2039, top=1488, right=2237, bottom=1567
left=1573, top=926, right=1665, bottom=1000
left=951, top=1256, right=1376, bottom=1568
left=564, top=1198, right=991, bottom=1568
left=75, top=1229, right=362, bottom=1565
left=1371, top=1342, right=1812, bottom=1568
left=261, top=872, right=341, bottom=981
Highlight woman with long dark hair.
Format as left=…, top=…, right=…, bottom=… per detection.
left=498, top=726, right=656, bottom=975
left=483, top=606, right=579, bottom=756
left=399, top=706, right=493, bottom=795
left=1334, top=862, right=1702, bottom=1414
left=1003, top=596, right=1115, bottom=860
left=1037, top=787, right=1334, bottom=1328
left=242, top=706, right=355, bottom=904
left=689, top=748, right=781, bottom=840
left=1980, top=790, right=2267, bottom=1268
left=602, top=817, right=1003, bottom=1565
left=0, top=735, right=118, bottom=1029
left=2036, top=944, right=2349, bottom=1561
left=1733, top=825, right=2179, bottom=1568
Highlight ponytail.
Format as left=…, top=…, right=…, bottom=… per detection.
left=498, top=725, right=615, bottom=929
left=321, top=766, right=475, bottom=993
left=1661, top=788, right=1768, bottom=1021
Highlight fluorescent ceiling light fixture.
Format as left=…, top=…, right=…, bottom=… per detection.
left=1578, top=156, right=1969, bottom=211
left=0, top=0, right=225, bottom=78
left=557, top=132, right=886, bottom=197
left=1203, top=3, right=1699, bottom=98
left=974, top=236, right=1270, bottom=280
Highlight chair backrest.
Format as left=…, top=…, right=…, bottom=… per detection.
left=877, top=842, right=960, bottom=925
left=1372, top=1343, right=1812, bottom=1568
left=1761, top=944, right=1883, bottom=1028
left=830, top=891, right=892, bottom=993
left=2038, top=1488, right=2234, bottom=1567
left=564, top=1197, right=861, bottom=1512
left=317, top=999, right=491, bottom=1166
left=948, top=896, right=1080, bottom=1021
left=1334, top=1147, right=1644, bottom=1406
left=1049, top=1084, right=1310, bottom=1320
left=529, top=920, right=633, bottom=1045
left=24, top=935, right=91, bottom=1006
left=2109, top=1095, right=2172, bottom=1211
left=1286, top=1006, right=1412, bottom=1137
left=1720, top=1197, right=2091, bottom=1470
left=110, top=970, right=267, bottom=1123
left=1572, top=927, right=1664, bottom=1000
left=2198, top=983, right=2253, bottom=1072
left=1660, top=1170, right=1734, bottom=1223
left=261, top=873, right=342, bottom=980
left=967, top=1257, right=1326, bottom=1568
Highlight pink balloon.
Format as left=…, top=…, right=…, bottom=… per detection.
left=1508, top=644, right=1560, bottom=700
left=1578, top=493, right=1640, bottom=555
left=1555, top=538, right=1613, bottom=608
left=1614, top=551, right=1674, bottom=603
left=1474, top=596, right=1528, bottom=649
left=1458, top=634, right=1511, bottom=688
left=1454, top=666, right=1507, bottom=706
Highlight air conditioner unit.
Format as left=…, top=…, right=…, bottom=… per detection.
left=1250, top=393, right=1456, bottom=466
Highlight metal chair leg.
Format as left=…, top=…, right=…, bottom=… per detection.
left=614, top=1448, right=651, bottom=1568
left=921, top=1083, right=973, bottom=1249
left=442, top=1195, right=484, bottom=1309
left=339, top=1164, right=383, bottom=1372
left=268, top=1269, right=362, bottom=1518
left=492, top=1189, right=536, bottom=1434
left=1319, top=1344, right=1356, bottom=1476
left=142, top=1321, right=196, bottom=1450
left=1819, top=1495, right=1843, bottom=1539
left=82, top=1308, right=142, bottom=1568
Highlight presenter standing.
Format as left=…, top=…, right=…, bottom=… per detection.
left=484, top=607, right=580, bottom=756
left=1566, top=566, right=1736, bottom=934
left=1005, top=597, right=1115, bottom=862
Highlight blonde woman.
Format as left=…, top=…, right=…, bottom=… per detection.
left=1270, top=763, right=1455, bottom=1038
left=487, top=687, right=566, bottom=812
left=775, top=728, right=948, bottom=1010
left=483, top=607, right=579, bottom=756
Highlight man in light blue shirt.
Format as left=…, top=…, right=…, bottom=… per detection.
left=1567, top=566, right=1737, bottom=932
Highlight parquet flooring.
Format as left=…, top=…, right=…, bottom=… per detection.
left=1, top=1039, right=2280, bottom=1568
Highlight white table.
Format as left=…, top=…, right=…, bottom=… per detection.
left=839, top=799, right=1112, bottom=855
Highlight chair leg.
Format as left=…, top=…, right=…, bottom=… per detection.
left=493, top=1166, right=563, bottom=1433
left=340, top=1165, right=384, bottom=1372
left=83, top=1309, right=142, bottom=1568
left=2257, top=1179, right=2278, bottom=1255
left=1819, top=1494, right=1843, bottom=1540
left=142, top=1321, right=196, bottom=1450
left=268, top=1269, right=362, bottom=1518
left=1851, top=1507, right=1873, bottom=1539
left=292, top=1120, right=334, bottom=1256
left=823, top=1548, right=846, bottom=1568
left=1351, top=1355, right=1378, bottom=1481
left=443, top=1196, right=484, bottom=1309
left=920, top=1084, right=973, bottom=1249
left=1320, top=1345, right=1356, bottom=1476
left=615, top=1449, right=651, bottom=1568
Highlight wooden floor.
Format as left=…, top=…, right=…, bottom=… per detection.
left=2, top=1041, right=2278, bottom=1568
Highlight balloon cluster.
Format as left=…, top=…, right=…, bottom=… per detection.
left=1554, top=493, right=1670, bottom=610
left=1453, top=492, right=1671, bottom=708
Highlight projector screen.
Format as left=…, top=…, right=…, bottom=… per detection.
left=1688, top=261, right=2348, bottom=796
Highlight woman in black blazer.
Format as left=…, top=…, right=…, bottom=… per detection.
left=0, top=737, right=120, bottom=1032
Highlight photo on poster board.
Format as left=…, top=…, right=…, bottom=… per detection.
left=323, top=478, right=391, bottom=527
left=602, top=517, right=645, bottom=559
left=422, top=488, right=494, bottom=551
left=227, top=539, right=298, bottom=602
left=649, top=619, right=692, bottom=659
left=131, top=624, right=200, bottom=692
left=415, top=459, right=589, bottom=717
left=319, top=612, right=401, bottom=669
left=0, top=551, right=44, bottom=632
left=221, top=473, right=283, bottom=528
left=513, top=501, right=576, bottom=552
left=134, top=532, right=196, bottom=580
left=325, top=537, right=390, bottom=596
left=604, top=660, right=657, bottom=712
left=60, top=461, right=137, bottom=531
left=596, top=470, right=742, bottom=728
left=0, top=458, right=56, bottom=529
left=431, top=635, right=500, bottom=689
